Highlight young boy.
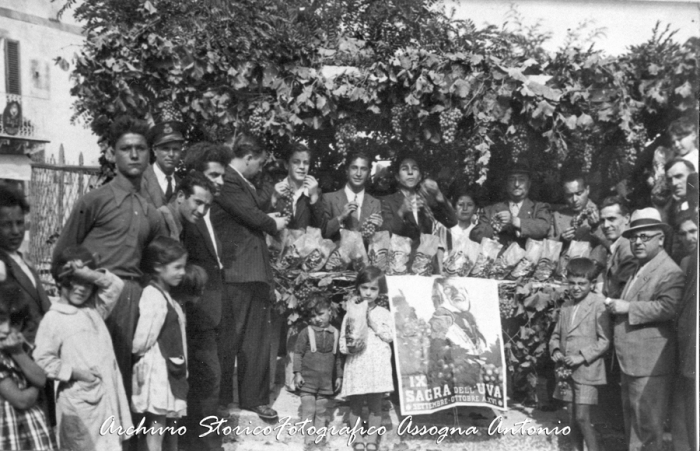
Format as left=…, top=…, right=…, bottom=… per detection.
left=668, top=116, right=698, bottom=171
left=549, top=258, right=612, bottom=451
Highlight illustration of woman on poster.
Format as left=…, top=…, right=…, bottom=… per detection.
left=428, top=277, right=487, bottom=387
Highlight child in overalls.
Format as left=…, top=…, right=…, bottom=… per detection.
left=293, top=295, right=342, bottom=450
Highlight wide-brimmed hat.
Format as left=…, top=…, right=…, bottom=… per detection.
left=148, top=120, right=186, bottom=148
left=621, top=208, right=672, bottom=238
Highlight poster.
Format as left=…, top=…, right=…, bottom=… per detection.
left=388, top=275, right=507, bottom=415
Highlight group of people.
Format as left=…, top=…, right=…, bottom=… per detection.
left=0, top=111, right=695, bottom=451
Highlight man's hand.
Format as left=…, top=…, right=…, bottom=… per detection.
left=420, top=178, right=444, bottom=203
left=303, top=176, right=320, bottom=204
left=294, top=372, right=305, bottom=390
left=273, top=214, right=290, bottom=231
left=272, top=181, right=291, bottom=207
left=334, top=377, right=342, bottom=392
left=605, top=298, right=630, bottom=315
left=561, top=227, right=576, bottom=241
left=552, top=350, right=564, bottom=362
left=366, top=213, right=383, bottom=227
left=496, top=211, right=515, bottom=226
left=73, top=367, right=99, bottom=383
left=587, top=209, right=600, bottom=228
left=563, top=354, right=585, bottom=367
left=340, top=202, right=359, bottom=221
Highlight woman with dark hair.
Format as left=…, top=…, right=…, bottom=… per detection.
left=380, top=153, right=457, bottom=242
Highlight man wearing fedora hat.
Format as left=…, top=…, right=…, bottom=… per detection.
left=470, top=163, right=552, bottom=248
left=605, top=207, right=685, bottom=451
left=142, top=120, right=186, bottom=208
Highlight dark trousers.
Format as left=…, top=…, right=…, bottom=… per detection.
left=621, top=373, right=672, bottom=451
left=105, top=279, right=142, bottom=399
left=218, top=282, right=271, bottom=409
left=184, top=329, right=222, bottom=450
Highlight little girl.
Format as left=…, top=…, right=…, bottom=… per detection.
left=293, top=294, right=342, bottom=450
left=0, top=280, right=56, bottom=450
left=339, top=266, right=394, bottom=451
left=132, top=236, right=188, bottom=451
left=549, top=258, right=611, bottom=451
left=34, top=245, right=131, bottom=451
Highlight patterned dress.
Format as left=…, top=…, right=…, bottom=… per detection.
left=339, top=305, right=395, bottom=398
left=0, top=352, right=56, bottom=450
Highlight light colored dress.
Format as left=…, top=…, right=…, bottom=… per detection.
left=339, top=305, right=394, bottom=398
left=131, top=285, right=187, bottom=417
left=34, top=270, right=132, bottom=451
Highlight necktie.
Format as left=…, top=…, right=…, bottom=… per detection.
left=353, top=194, right=360, bottom=220
left=165, top=176, right=173, bottom=202
left=509, top=202, right=520, bottom=218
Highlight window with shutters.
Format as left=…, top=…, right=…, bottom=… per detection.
left=5, top=40, right=21, bottom=95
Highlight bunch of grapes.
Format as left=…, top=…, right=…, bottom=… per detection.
left=439, top=108, right=462, bottom=144
left=248, top=105, right=267, bottom=137
left=555, top=364, right=573, bottom=390
left=499, top=296, right=517, bottom=319
left=490, top=215, right=504, bottom=233
left=281, top=187, right=294, bottom=218
left=335, top=122, right=357, bottom=154
left=158, top=100, right=181, bottom=122
left=480, top=363, right=503, bottom=385
left=391, top=105, right=409, bottom=136
left=582, top=141, right=594, bottom=173
left=294, top=283, right=315, bottom=306
left=508, top=124, right=530, bottom=162
left=360, top=219, right=377, bottom=239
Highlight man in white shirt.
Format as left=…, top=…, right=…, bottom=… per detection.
left=322, top=151, right=382, bottom=241
left=142, top=120, right=186, bottom=207
left=180, top=142, right=230, bottom=450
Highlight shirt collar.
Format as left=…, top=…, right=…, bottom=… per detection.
left=110, top=176, right=147, bottom=210
left=309, top=324, right=335, bottom=333
left=344, top=185, right=364, bottom=202
left=152, top=162, right=172, bottom=186
left=287, top=177, right=309, bottom=198
left=51, top=300, right=80, bottom=315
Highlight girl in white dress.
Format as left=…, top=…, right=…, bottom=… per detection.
left=339, top=266, right=394, bottom=451
left=132, top=237, right=188, bottom=451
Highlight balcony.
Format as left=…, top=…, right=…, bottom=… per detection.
left=0, top=93, right=50, bottom=144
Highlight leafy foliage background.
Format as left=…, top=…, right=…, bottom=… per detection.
left=58, top=0, right=698, bottom=206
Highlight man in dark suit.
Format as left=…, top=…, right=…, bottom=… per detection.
left=211, top=133, right=288, bottom=421
left=270, top=142, right=323, bottom=229
left=158, top=173, right=215, bottom=241
left=322, top=151, right=382, bottom=241
left=179, top=142, right=230, bottom=450
left=0, top=185, right=50, bottom=344
left=470, top=164, right=552, bottom=248
left=605, top=208, right=685, bottom=451
left=599, top=196, right=636, bottom=299
left=141, top=120, right=186, bottom=207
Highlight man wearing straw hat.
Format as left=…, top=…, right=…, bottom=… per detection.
left=605, top=208, right=685, bottom=451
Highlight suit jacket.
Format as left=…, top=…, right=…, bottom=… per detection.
left=470, top=198, right=551, bottom=248
left=141, top=164, right=180, bottom=208
left=603, top=237, right=636, bottom=299
left=322, top=189, right=381, bottom=240
left=615, top=249, right=685, bottom=377
left=210, top=167, right=278, bottom=285
left=0, top=249, right=51, bottom=344
left=381, top=191, right=457, bottom=243
left=181, top=218, right=223, bottom=332
left=677, top=251, right=697, bottom=378
left=549, top=293, right=612, bottom=385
